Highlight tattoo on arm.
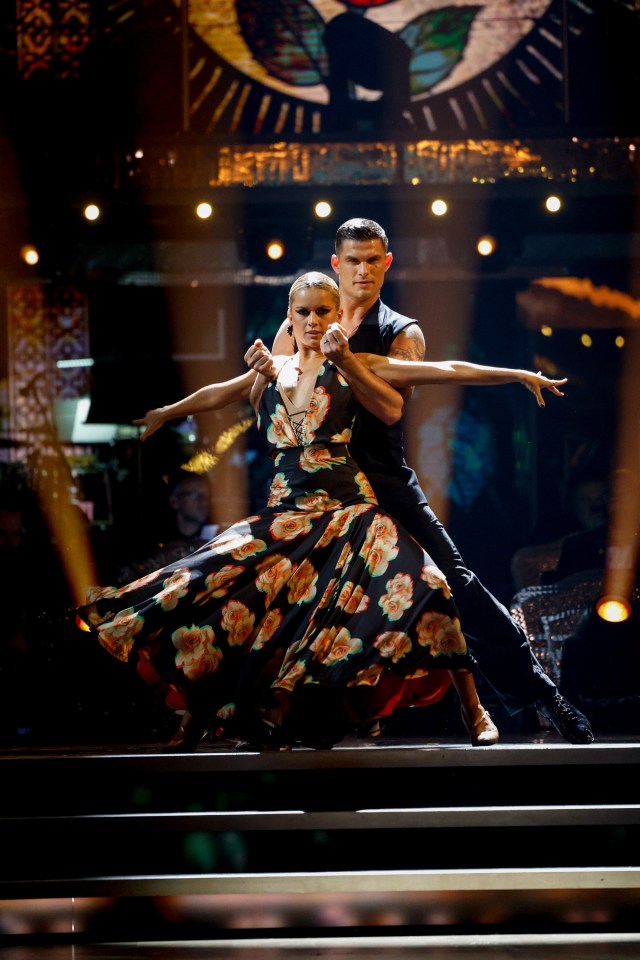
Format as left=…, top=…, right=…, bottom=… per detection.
left=388, top=325, right=426, bottom=362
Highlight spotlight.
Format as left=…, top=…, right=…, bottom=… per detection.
left=240, top=224, right=312, bottom=273
left=545, top=195, right=562, bottom=213
left=195, top=202, right=213, bottom=220
left=266, top=239, right=285, bottom=261
left=560, top=597, right=640, bottom=733
left=20, top=244, right=39, bottom=266
left=83, top=203, right=101, bottom=222
left=580, top=333, right=593, bottom=347
left=314, top=201, right=332, bottom=219
left=431, top=199, right=448, bottom=217
left=476, top=235, right=496, bottom=257
left=596, top=595, right=632, bottom=623
left=615, top=335, right=625, bottom=348
left=448, top=230, right=517, bottom=272
left=540, top=325, right=553, bottom=337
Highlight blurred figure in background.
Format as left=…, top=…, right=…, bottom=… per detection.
left=164, top=471, right=215, bottom=544
left=117, top=470, right=217, bottom=584
left=511, top=466, right=610, bottom=591
left=542, top=467, right=635, bottom=585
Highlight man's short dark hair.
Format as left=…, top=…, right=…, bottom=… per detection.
left=335, top=218, right=389, bottom=253
left=167, top=469, right=208, bottom=497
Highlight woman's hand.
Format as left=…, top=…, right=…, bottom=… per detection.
left=325, top=329, right=404, bottom=425
left=521, top=372, right=568, bottom=407
left=244, top=339, right=276, bottom=379
left=320, top=323, right=350, bottom=363
left=132, top=407, right=169, bottom=441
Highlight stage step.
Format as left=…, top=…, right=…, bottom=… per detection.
left=2, top=866, right=640, bottom=899
left=1, top=738, right=639, bottom=909
left=4, top=802, right=640, bottom=833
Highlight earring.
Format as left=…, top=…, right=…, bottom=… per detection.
left=287, top=324, right=293, bottom=336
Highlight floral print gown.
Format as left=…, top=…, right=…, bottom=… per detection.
left=78, top=362, right=471, bottom=747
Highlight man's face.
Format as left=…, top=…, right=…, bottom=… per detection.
left=331, top=238, right=392, bottom=306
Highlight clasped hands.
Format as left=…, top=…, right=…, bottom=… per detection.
left=244, top=322, right=351, bottom=378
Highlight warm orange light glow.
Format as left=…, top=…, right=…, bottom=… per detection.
left=534, top=277, right=640, bottom=321
left=431, top=199, right=448, bottom=217
left=266, top=240, right=285, bottom=261
left=477, top=235, right=496, bottom=256
left=596, top=596, right=632, bottom=623
left=195, top=202, right=213, bottom=219
left=314, top=201, right=332, bottom=219
left=20, top=244, right=39, bottom=265
left=31, top=457, right=98, bottom=607
left=602, top=329, right=640, bottom=606
left=83, top=203, right=101, bottom=222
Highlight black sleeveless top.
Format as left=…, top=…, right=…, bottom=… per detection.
left=348, top=300, right=427, bottom=508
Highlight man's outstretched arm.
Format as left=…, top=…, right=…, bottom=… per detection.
left=385, top=323, right=426, bottom=405
left=387, top=324, right=426, bottom=363
left=359, top=355, right=567, bottom=407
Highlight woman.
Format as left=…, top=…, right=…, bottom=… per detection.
left=78, top=273, right=565, bottom=751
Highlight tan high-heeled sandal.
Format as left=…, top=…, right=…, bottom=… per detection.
left=461, top=707, right=500, bottom=746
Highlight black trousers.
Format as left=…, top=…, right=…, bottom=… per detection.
left=376, top=493, right=556, bottom=715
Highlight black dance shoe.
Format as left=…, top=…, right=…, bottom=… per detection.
left=234, top=740, right=292, bottom=752
left=537, top=693, right=594, bottom=744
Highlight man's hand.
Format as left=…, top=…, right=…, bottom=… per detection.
left=244, top=339, right=276, bottom=379
left=132, top=407, right=168, bottom=441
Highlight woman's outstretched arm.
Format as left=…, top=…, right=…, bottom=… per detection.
left=133, top=370, right=256, bottom=440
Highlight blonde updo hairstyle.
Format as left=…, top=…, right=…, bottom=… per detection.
left=288, top=272, right=340, bottom=311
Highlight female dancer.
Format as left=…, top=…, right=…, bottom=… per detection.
left=78, top=273, right=565, bottom=751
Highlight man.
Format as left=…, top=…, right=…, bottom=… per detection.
left=116, top=470, right=216, bottom=585
left=135, top=218, right=593, bottom=744
left=165, top=471, right=214, bottom=543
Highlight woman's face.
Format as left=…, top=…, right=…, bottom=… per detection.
left=289, top=285, right=341, bottom=350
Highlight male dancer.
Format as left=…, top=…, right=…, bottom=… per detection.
left=135, top=218, right=593, bottom=744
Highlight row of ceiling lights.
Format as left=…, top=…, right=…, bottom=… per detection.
left=82, top=196, right=564, bottom=223
left=19, top=194, right=566, bottom=268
